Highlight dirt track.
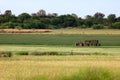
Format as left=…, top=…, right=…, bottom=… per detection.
left=0, top=29, right=52, bottom=33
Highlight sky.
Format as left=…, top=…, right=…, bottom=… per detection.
left=0, top=0, right=120, bottom=18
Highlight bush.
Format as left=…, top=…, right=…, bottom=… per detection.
left=111, top=22, right=120, bottom=29
left=93, top=24, right=104, bottom=29
left=46, top=52, right=59, bottom=55
left=30, top=52, right=45, bottom=56
left=81, top=24, right=87, bottom=28
left=30, top=51, right=59, bottom=56
left=0, top=51, right=12, bottom=57
left=6, top=52, right=12, bottom=57
left=16, top=51, right=29, bottom=55
left=92, top=52, right=107, bottom=55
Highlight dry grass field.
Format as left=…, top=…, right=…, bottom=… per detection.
left=0, top=55, right=120, bottom=80
left=51, top=28, right=120, bottom=35
left=0, top=29, right=52, bottom=33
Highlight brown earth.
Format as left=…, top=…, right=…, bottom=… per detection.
left=0, top=29, right=52, bottom=33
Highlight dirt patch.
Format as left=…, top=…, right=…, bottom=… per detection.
left=0, top=29, right=52, bottom=33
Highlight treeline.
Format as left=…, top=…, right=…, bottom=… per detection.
left=0, top=9, right=120, bottom=29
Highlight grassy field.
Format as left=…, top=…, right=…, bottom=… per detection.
left=0, top=29, right=120, bottom=80
left=0, top=45, right=120, bottom=55
left=51, top=28, right=120, bottom=35
left=0, top=34, right=120, bottom=46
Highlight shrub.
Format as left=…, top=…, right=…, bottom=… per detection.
left=111, top=22, right=120, bottom=29
left=30, top=51, right=59, bottom=56
left=93, top=24, right=104, bottom=29
left=0, top=51, right=12, bottom=57
left=81, top=24, right=87, bottom=28
left=30, top=52, right=45, bottom=56
left=6, top=52, right=12, bottom=57
left=46, top=52, right=59, bottom=55
left=92, top=52, right=108, bottom=55
left=16, top=51, right=29, bottom=55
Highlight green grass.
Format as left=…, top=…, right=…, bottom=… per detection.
left=0, top=34, right=120, bottom=46
left=60, top=67, right=120, bottom=80
left=0, top=45, right=120, bottom=55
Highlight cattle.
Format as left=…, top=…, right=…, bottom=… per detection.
left=76, top=42, right=84, bottom=46
left=75, top=40, right=101, bottom=46
left=85, top=40, right=91, bottom=46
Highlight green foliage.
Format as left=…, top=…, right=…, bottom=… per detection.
left=0, top=10, right=119, bottom=29
left=111, top=22, right=120, bottom=29
left=60, top=67, right=115, bottom=80
left=4, top=10, right=12, bottom=16
left=1, top=22, right=19, bottom=29
left=93, top=12, right=105, bottom=24
left=93, top=24, right=104, bottom=29
left=107, top=14, right=116, bottom=23
left=18, top=13, right=31, bottom=23
left=81, top=24, right=87, bottom=28
left=85, top=15, right=94, bottom=27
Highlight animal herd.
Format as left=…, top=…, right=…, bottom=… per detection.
left=76, top=40, right=101, bottom=46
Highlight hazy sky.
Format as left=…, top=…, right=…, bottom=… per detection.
left=0, top=0, right=120, bottom=18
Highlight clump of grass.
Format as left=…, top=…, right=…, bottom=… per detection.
left=60, top=67, right=117, bottom=80
left=30, top=52, right=49, bottom=56
left=15, top=51, right=29, bottom=55
left=0, top=51, right=12, bottom=57
left=91, top=52, right=108, bottom=55
left=30, top=51, right=59, bottom=56
left=46, top=52, right=59, bottom=55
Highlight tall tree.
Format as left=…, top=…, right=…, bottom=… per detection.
left=107, top=14, right=116, bottom=26
left=85, top=15, right=93, bottom=27
left=94, top=12, right=105, bottom=24
left=117, top=16, right=120, bottom=22
left=18, top=13, right=31, bottom=23
left=37, top=9, right=46, bottom=17
left=4, top=10, right=12, bottom=16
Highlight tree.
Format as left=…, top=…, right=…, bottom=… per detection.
left=59, top=14, right=78, bottom=27
left=78, top=17, right=85, bottom=27
left=116, top=16, right=120, bottom=22
left=48, top=13, right=58, bottom=18
left=107, top=14, right=116, bottom=26
left=31, top=13, right=39, bottom=19
left=0, top=10, right=16, bottom=23
left=94, top=12, right=105, bottom=19
left=37, top=9, right=46, bottom=17
left=18, top=13, right=31, bottom=23
left=111, top=22, right=120, bottom=29
left=4, top=10, right=12, bottom=16
left=94, top=12, right=105, bottom=24
left=85, top=15, right=94, bottom=27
